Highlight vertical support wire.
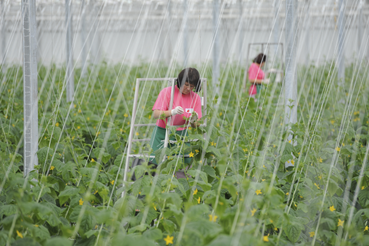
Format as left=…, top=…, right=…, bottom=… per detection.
left=66, top=0, right=74, bottom=102
left=22, top=0, right=38, bottom=177
left=212, top=0, right=220, bottom=96
left=358, top=0, right=364, bottom=60
left=1, top=0, right=6, bottom=73
left=81, top=0, right=87, bottom=78
left=338, top=0, right=345, bottom=84
left=183, top=0, right=188, bottom=67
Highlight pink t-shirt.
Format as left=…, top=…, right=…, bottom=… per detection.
left=153, top=86, right=202, bottom=131
left=248, top=63, right=265, bottom=95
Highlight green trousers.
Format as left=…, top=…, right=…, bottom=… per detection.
left=149, top=126, right=191, bottom=165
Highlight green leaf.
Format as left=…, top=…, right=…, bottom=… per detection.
left=359, top=190, right=369, bottom=208
left=320, top=218, right=336, bottom=230
left=143, top=228, right=162, bottom=241
left=202, top=166, right=216, bottom=178
left=162, top=219, right=177, bottom=234
left=206, top=146, right=222, bottom=157
left=59, top=187, right=79, bottom=205
left=185, top=220, right=222, bottom=238
left=0, top=204, right=17, bottom=216
left=11, top=238, right=41, bottom=246
left=45, top=237, right=73, bottom=246
left=128, top=224, right=150, bottom=233
left=285, top=223, right=301, bottom=243
left=111, top=235, right=156, bottom=246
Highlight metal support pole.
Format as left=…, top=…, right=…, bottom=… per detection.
left=1, top=0, right=6, bottom=73
left=338, top=0, right=345, bottom=84
left=21, top=0, right=38, bottom=177
left=213, top=0, right=220, bottom=96
left=358, top=0, right=363, bottom=59
left=91, top=0, right=100, bottom=66
left=285, top=0, right=298, bottom=128
left=66, top=0, right=74, bottom=102
left=81, top=0, right=87, bottom=77
left=183, top=0, right=188, bottom=67
left=274, top=0, right=280, bottom=56
left=238, top=0, right=243, bottom=64
left=305, top=0, right=310, bottom=65
left=167, top=0, right=172, bottom=63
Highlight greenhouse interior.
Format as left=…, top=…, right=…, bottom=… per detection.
left=1, top=0, right=369, bottom=245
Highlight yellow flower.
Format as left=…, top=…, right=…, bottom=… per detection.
left=79, top=198, right=84, bottom=206
left=193, top=189, right=198, bottom=195
left=342, top=143, right=345, bottom=146
left=263, top=235, right=269, bottom=242
left=262, top=179, right=265, bottom=182
left=309, top=231, right=315, bottom=237
left=197, top=197, right=201, bottom=204
left=364, top=226, right=368, bottom=231
left=195, top=149, right=199, bottom=153
left=209, top=214, right=218, bottom=222
left=216, top=123, right=220, bottom=127
left=94, top=190, right=98, bottom=194
left=12, top=124, right=15, bottom=127
left=74, top=104, right=76, bottom=108
left=251, top=208, right=257, bottom=216
left=87, top=117, right=90, bottom=121
left=291, top=160, right=295, bottom=165
left=78, top=109, right=82, bottom=113
left=124, top=113, right=128, bottom=117
left=255, top=190, right=262, bottom=195
left=269, top=219, right=273, bottom=223
left=164, top=235, right=174, bottom=245
left=153, top=204, right=157, bottom=211
left=335, top=147, right=341, bottom=152
left=286, top=192, right=289, bottom=196
left=329, top=206, right=336, bottom=212
left=314, top=183, right=320, bottom=189
left=91, top=158, right=95, bottom=162
left=55, top=122, right=59, bottom=127
left=274, top=227, right=278, bottom=231
left=318, top=175, right=322, bottom=180
left=330, top=120, right=335, bottom=124
left=135, top=132, right=139, bottom=136
left=110, top=180, right=115, bottom=185
left=219, top=112, right=222, bottom=116
left=34, top=224, right=39, bottom=227
left=77, top=126, right=81, bottom=129
left=16, top=230, right=23, bottom=238
left=362, top=186, right=365, bottom=190
left=189, top=152, right=194, bottom=158
left=273, top=145, right=276, bottom=148
left=337, top=219, right=344, bottom=227
left=50, top=166, right=55, bottom=171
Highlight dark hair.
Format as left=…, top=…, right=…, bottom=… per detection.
left=176, top=67, right=201, bottom=92
left=253, top=53, right=267, bottom=64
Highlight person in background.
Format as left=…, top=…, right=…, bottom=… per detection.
left=248, top=53, right=270, bottom=100
left=150, top=67, right=202, bottom=166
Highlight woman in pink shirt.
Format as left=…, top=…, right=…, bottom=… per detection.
left=248, top=53, right=269, bottom=99
left=150, top=68, right=202, bottom=165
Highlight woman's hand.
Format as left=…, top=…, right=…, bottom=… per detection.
left=171, top=106, right=184, bottom=116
